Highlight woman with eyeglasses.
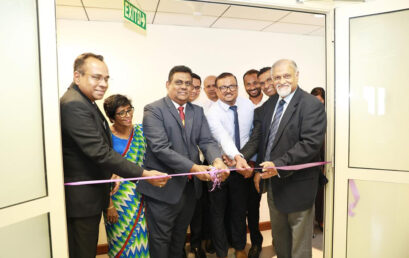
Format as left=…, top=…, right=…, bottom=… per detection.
left=103, top=94, right=150, bottom=257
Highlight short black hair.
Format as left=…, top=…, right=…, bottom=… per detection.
left=215, top=72, right=237, bottom=86
left=74, top=53, right=104, bottom=74
left=243, top=69, right=258, bottom=82
left=192, top=73, right=201, bottom=83
left=168, top=65, right=192, bottom=82
left=258, top=67, right=271, bottom=78
left=310, top=87, right=325, bottom=102
left=103, top=94, right=132, bottom=122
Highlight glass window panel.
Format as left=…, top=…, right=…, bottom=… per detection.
left=0, top=213, right=51, bottom=258
left=347, top=179, right=409, bottom=258
left=0, top=0, right=47, bottom=208
left=349, top=9, right=409, bottom=171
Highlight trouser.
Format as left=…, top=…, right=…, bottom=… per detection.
left=67, top=213, right=101, bottom=258
left=246, top=175, right=263, bottom=247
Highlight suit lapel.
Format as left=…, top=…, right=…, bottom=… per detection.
left=164, top=97, right=188, bottom=145
left=262, top=96, right=278, bottom=153
left=271, top=88, right=303, bottom=150
left=184, top=103, right=194, bottom=144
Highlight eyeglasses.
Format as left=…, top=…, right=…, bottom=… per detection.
left=273, top=74, right=292, bottom=82
left=116, top=107, right=134, bottom=117
left=259, top=78, right=273, bottom=87
left=84, top=73, right=110, bottom=83
left=218, top=84, right=238, bottom=92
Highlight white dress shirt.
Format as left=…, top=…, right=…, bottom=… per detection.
left=253, top=94, right=268, bottom=108
left=206, top=96, right=254, bottom=159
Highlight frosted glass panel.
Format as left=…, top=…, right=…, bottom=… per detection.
left=347, top=180, right=409, bottom=258
left=0, top=214, right=51, bottom=258
left=0, top=0, right=46, bottom=207
left=349, top=10, right=409, bottom=171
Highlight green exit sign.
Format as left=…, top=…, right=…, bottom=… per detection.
left=123, top=0, right=146, bottom=30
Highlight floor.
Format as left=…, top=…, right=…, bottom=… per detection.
left=97, top=225, right=323, bottom=258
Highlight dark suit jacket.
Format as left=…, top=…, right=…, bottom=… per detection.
left=137, top=96, right=221, bottom=204
left=243, top=87, right=326, bottom=213
left=60, top=84, right=144, bottom=218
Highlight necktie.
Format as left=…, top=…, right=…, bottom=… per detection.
left=178, top=106, right=185, bottom=127
left=178, top=106, right=191, bottom=179
left=264, top=99, right=286, bottom=160
left=229, top=105, right=240, bottom=150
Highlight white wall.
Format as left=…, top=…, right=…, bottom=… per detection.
left=56, top=19, right=325, bottom=245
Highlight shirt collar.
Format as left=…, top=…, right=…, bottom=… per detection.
left=216, top=99, right=236, bottom=111
left=171, top=100, right=187, bottom=110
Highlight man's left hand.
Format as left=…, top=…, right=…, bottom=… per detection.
left=212, top=158, right=230, bottom=182
left=260, top=161, right=278, bottom=179
left=234, top=155, right=253, bottom=178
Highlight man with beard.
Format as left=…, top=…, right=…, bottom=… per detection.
left=243, top=69, right=266, bottom=108
left=250, top=59, right=326, bottom=258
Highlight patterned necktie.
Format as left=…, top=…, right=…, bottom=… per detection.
left=178, top=106, right=185, bottom=127
left=264, top=99, right=286, bottom=160
left=229, top=105, right=240, bottom=150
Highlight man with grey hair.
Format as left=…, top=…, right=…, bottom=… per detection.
left=244, top=59, right=326, bottom=258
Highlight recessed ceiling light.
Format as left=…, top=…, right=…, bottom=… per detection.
left=314, top=14, right=325, bottom=18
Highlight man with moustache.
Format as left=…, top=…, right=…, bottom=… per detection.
left=243, top=69, right=266, bottom=108
left=258, top=67, right=276, bottom=97
left=206, top=73, right=254, bottom=258
left=202, top=75, right=218, bottom=112
left=60, top=53, right=169, bottom=258
left=249, top=59, right=326, bottom=258
left=138, top=65, right=229, bottom=258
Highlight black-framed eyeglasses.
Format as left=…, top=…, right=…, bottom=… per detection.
left=218, top=84, right=238, bottom=92
left=116, top=107, right=134, bottom=117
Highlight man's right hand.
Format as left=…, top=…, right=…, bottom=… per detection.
left=234, top=155, right=253, bottom=178
left=190, top=164, right=212, bottom=181
left=142, top=169, right=171, bottom=188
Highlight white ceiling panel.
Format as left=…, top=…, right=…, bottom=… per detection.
left=146, top=11, right=155, bottom=24
left=82, top=0, right=122, bottom=9
left=56, top=6, right=88, bottom=20
left=154, top=12, right=217, bottom=28
left=223, top=5, right=289, bottom=22
left=212, top=17, right=271, bottom=31
left=158, top=0, right=228, bottom=17
left=279, top=12, right=325, bottom=26
left=56, top=0, right=82, bottom=6
left=308, top=27, right=325, bottom=36
left=263, top=22, right=321, bottom=35
left=86, top=7, right=122, bottom=22
left=136, top=0, right=159, bottom=12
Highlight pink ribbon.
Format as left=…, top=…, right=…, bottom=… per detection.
left=348, top=179, right=360, bottom=217
left=64, top=161, right=330, bottom=189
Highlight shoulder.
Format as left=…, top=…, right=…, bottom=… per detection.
left=237, top=96, right=254, bottom=108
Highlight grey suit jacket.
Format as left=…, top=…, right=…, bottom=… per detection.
left=246, top=87, right=326, bottom=213
left=137, top=96, right=221, bottom=204
left=60, top=84, right=144, bottom=217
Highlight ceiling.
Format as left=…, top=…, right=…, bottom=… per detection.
left=55, top=0, right=325, bottom=36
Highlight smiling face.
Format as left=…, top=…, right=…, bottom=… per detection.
left=189, top=77, right=201, bottom=102
left=203, top=75, right=218, bottom=101
left=216, top=75, right=238, bottom=106
left=272, top=61, right=299, bottom=98
left=114, top=105, right=134, bottom=127
left=166, top=72, right=192, bottom=105
left=244, top=72, right=261, bottom=98
left=74, top=57, right=109, bottom=102
left=258, top=69, right=276, bottom=97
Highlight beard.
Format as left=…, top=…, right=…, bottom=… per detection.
left=276, top=84, right=292, bottom=98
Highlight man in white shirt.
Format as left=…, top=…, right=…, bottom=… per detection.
left=243, top=69, right=267, bottom=108
left=206, top=72, right=254, bottom=258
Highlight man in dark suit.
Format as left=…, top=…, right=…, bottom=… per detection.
left=60, top=53, right=169, bottom=258
left=137, top=65, right=229, bottom=258
left=245, top=59, right=326, bottom=258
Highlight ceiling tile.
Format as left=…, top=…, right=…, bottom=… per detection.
left=56, top=6, right=88, bottom=20
left=263, top=22, right=321, bottom=35
left=154, top=12, right=217, bottom=28
left=146, top=11, right=155, bottom=24
left=55, top=0, right=82, bottom=6
left=82, top=0, right=158, bottom=12
left=158, top=0, right=228, bottom=17
left=308, top=27, right=325, bottom=36
left=279, top=12, right=325, bottom=26
left=212, top=17, right=272, bottom=31
left=136, top=0, right=159, bottom=12
left=86, top=7, right=122, bottom=22
left=223, top=5, right=289, bottom=22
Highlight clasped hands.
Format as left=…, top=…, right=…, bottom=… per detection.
left=253, top=161, right=278, bottom=193
left=222, top=154, right=253, bottom=178
left=190, top=158, right=230, bottom=182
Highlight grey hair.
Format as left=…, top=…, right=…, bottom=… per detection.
left=271, top=59, right=298, bottom=77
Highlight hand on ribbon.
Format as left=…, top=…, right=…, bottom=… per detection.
left=110, top=174, right=120, bottom=196
left=212, top=158, right=230, bottom=182
left=142, top=169, right=171, bottom=188
left=190, top=164, right=212, bottom=181
left=234, top=155, right=253, bottom=178
left=260, top=161, right=278, bottom=179
left=222, top=154, right=235, bottom=167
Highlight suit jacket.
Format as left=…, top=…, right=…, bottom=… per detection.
left=60, top=84, right=144, bottom=218
left=245, top=87, right=326, bottom=213
left=137, top=96, right=221, bottom=204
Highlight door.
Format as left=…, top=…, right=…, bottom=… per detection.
left=333, top=1, right=409, bottom=257
left=0, top=0, right=68, bottom=257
